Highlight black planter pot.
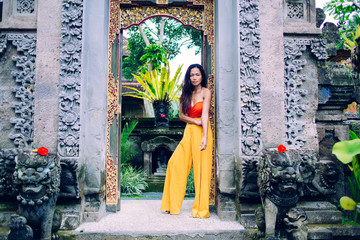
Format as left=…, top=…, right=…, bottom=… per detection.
left=153, top=100, right=170, bottom=130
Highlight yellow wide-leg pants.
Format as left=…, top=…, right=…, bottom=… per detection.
left=160, top=121, right=213, bottom=218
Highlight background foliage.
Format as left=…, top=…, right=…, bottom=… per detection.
left=324, top=0, right=360, bottom=49
left=123, top=17, right=201, bottom=80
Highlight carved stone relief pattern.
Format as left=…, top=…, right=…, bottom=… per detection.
left=58, top=0, right=83, bottom=158
left=57, top=0, right=83, bottom=199
left=1, top=33, right=36, bottom=148
left=0, top=33, right=36, bottom=196
left=15, top=0, right=36, bottom=14
left=284, top=38, right=327, bottom=148
left=120, top=6, right=204, bottom=31
left=286, top=2, right=304, bottom=19
left=239, top=0, right=261, bottom=156
left=238, top=0, right=261, bottom=197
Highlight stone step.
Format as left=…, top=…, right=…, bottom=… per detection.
left=67, top=200, right=249, bottom=240
left=308, top=224, right=360, bottom=240
left=240, top=200, right=343, bottom=228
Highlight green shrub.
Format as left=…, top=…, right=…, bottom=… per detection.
left=121, top=120, right=139, bottom=165
left=121, top=164, right=148, bottom=195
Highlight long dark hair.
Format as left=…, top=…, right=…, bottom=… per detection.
left=180, top=64, right=207, bottom=114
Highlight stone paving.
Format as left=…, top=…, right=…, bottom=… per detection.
left=73, top=199, right=248, bottom=239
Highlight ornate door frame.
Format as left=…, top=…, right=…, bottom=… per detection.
left=105, top=0, right=215, bottom=211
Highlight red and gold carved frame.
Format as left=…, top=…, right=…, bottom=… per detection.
left=106, top=0, right=215, bottom=206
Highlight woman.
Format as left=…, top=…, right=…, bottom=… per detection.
left=160, top=64, right=213, bottom=218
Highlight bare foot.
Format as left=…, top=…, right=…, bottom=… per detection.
left=164, top=211, right=170, bottom=214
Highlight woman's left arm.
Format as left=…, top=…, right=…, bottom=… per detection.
left=200, top=88, right=211, bottom=151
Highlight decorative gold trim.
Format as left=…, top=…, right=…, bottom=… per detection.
left=106, top=0, right=215, bottom=206
left=106, top=72, right=119, bottom=205
left=120, top=6, right=204, bottom=30
left=156, top=0, right=168, bottom=4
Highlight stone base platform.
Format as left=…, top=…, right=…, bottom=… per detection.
left=63, top=200, right=249, bottom=240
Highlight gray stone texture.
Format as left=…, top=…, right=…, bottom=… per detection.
left=215, top=0, right=239, bottom=220
left=215, top=0, right=239, bottom=196
left=72, top=200, right=249, bottom=239
left=33, top=0, right=62, bottom=151
left=0, top=46, right=18, bottom=148
left=79, top=0, right=109, bottom=221
left=259, top=0, right=286, bottom=148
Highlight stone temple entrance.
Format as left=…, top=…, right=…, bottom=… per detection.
left=105, top=0, right=216, bottom=211
left=4, top=0, right=357, bottom=238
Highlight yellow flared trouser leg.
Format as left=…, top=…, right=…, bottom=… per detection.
left=160, top=121, right=213, bottom=218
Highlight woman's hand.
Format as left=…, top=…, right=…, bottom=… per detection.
left=194, top=119, right=202, bottom=126
left=200, top=136, right=207, bottom=151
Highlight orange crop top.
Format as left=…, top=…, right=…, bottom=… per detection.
left=186, top=101, right=203, bottom=118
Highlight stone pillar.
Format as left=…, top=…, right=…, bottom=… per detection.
left=259, top=0, right=285, bottom=147
left=215, top=0, right=239, bottom=221
left=80, top=0, right=109, bottom=222
left=33, top=0, right=62, bottom=151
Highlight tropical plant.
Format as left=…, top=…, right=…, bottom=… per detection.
left=122, top=17, right=201, bottom=80
left=122, top=63, right=183, bottom=103
left=121, top=120, right=139, bottom=165
left=332, top=129, right=360, bottom=222
left=140, top=44, right=167, bottom=73
left=324, top=0, right=360, bottom=50
left=342, top=24, right=360, bottom=50
left=120, top=119, right=148, bottom=195
left=168, top=100, right=180, bottom=119
left=121, top=164, right=148, bottom=195
left=324, top=0, right=360, bottom=24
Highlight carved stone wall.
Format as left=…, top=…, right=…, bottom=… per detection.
left=237, top=0, right=262, bottom=199
left=0, top=0, right=37, bottom=29
left=56, top=0, right=83, bottom=200
left=0, top=33, right=36, bottom=196
left=238, top=0, right=326, bottom=206
left=58, top=0, right=83, bottom=159
left=284, top=38, right=327, bottom=149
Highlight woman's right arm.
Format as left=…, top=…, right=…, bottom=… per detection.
left=179, top=105, right=202, bottom=125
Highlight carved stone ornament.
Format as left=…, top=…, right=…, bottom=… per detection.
left=15, top=0, right=36, bottom=14
left=0, top=148, right=23, bottom=196
left=120, top=5, right=204, bottom=31
left=0, top=33, right=36, bottom=197
left=58, top=0, right=83, bottom=158
left=240, top=156, right=260, bottom=198
left=238, top=0, right=262, bottom=199
left=1, top=33, right=37, bottom=149
left=13, top=152, right=61, bottom=240
left=284, top=207, right=309, bottom=240
left=284, top=38, right=326, bottom=148
left=59, top=158, right=80, bottom=199
left=300, top=153, right=341, bottom=197
left=239, top=0, right=262, bottom=157
left=7, top=215, right=33, bottom=240
left=256, top=148, right=307, bottom=239
left=286, top=1, right=304, bottom=19
left=57, top=0, right=83, bottom=200
left=258, top=149, right=302, bottom=207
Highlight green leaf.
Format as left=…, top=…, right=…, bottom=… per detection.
left=126, top=63, right=182, bottom=103
left=350, top=130, right=359, bottom=140
left=340, top=196, right=357, bottom=210
left=332, top=139, right=360, bottom=164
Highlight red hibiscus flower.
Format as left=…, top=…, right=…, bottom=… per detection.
left=38, top=146, right=49, bottom=156
left=161, top=114, right=166, bottom=118
left=277, top=145, right=287, bottom=153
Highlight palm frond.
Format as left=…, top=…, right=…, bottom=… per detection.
left=124, top=63, right=183, bottom=103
